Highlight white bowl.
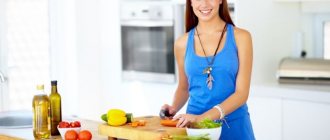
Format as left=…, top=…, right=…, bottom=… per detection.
left=186, top=127, right=221, bottom=140
left=57, top=125, right=81, bottom=139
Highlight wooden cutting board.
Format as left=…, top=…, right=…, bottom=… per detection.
left=98, top=116, right=186, bottom=140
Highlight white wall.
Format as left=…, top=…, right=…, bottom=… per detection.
left=49, top=0, right=78, bottom=116
left=236, top=0, right=302, bottom=84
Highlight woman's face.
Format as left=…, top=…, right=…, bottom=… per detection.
left=191, top=0, right=222, bottom=22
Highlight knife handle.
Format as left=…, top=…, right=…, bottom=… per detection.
left=159, top=109, right=173, bottom=119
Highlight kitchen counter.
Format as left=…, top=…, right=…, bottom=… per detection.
left=250, top=82, right=330, bottom=104
left=0, top=117, right=107, bottom=140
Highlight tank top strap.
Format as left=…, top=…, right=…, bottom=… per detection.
left=185, top=28, right=196, bottom=59
left=226, top=24, right=237, bottom=51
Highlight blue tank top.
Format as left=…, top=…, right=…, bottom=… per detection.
left=185, top=24, right=248, bottom=121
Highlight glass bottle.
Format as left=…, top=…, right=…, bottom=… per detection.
left=49, top=80, right=62, bottom=136
left=32, top=84, right=51, bottom=139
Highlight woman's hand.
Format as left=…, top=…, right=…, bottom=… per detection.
left=160, top=104, right=177, bottom=118
left=172, top=114, right=201, bottom=128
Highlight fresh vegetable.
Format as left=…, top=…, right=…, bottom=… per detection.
left=101, top=109, right=133, bottom=123
left=65, top=130, right=79, bottom=140
left=160, top=119, right=178, bottom=127
left=137, top=120, right=146, bottom=126
left=59, top=121, right=80, bottom=128
left=101, top=114, right=107, bottom=122
left=192, top=118, right=222, bottom=129
left=131, top=120, right=146, bottom=127
left=107, top=109, right=126, bottom=117
left=78, top=130, right=92, bottom=140
left=131, top=121, right=139, bottom=127
left=58, top=121, right=70, bottom=128
left=70, top=121, right=81, bottom=128
left=126, top=113, right=133, bottom=123
left=107, top=109, right=127, bottom=126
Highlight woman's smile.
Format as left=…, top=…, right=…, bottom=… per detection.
left=199, top=9, right=212, bottom=16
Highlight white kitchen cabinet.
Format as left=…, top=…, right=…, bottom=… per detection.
left=274, top=0, right=330, bottom=2
left=282, top=99, right=330, bottom=140
left=248, top=97, right=282, bottom=140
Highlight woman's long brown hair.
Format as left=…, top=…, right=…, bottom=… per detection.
left=185, top=0, right=234, bottom=32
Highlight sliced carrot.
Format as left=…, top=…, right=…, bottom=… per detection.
left=131, top=121, right=139, bottom=127
left=160, top=119, right=178, bottom=127
left=138, top=120, right=146, bottom=126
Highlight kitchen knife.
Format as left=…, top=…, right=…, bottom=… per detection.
left=159, top=109, right=173, bottom=119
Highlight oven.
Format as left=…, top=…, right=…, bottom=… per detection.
left=120, top=1, right=184, bottom=83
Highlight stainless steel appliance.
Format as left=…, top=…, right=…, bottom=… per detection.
left=277, top=57, right=330, bottom=84
left=120, top=1, right=184, bottom=83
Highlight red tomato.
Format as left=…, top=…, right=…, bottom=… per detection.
left=70, top=121, right=81, bottom=128
left=65, top=130, right=78, bottom=140
left=78, top=130, right=92, bottom=140
left=58, top=121, right=70, bottom=128
left=74, top=121, right=81, bottom=127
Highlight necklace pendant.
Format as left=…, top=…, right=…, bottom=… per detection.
left=206, top=73, right=214, bottom=90
left=203, top=67, right=212, bottom=74
left=203, top=66, right=214, bottom=90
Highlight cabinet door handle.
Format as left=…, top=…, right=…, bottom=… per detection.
left=0, top=71, right=6, bottom=83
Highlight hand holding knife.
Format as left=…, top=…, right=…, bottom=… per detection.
left=159, top=109, right=174, bottom=119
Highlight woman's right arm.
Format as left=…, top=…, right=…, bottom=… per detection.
left=170, top=34, right=189, bottom=114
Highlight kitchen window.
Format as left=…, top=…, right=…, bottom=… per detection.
left=314, top=14, right=330, bottom=59
left=324, top=21, right=330, bottom=59
left=0, top=0, right=50, bottom=111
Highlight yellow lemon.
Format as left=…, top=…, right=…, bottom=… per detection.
left=107, top=109, right=127, bottom=126
left=108, top=116, right=127, bottom=126
left=107, top=109, right=126, bottom=117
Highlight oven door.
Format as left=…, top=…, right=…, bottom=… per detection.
left=121, top=21, right=175, bottom=83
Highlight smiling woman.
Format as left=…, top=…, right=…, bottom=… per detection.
left=161, top=0, right=255, bottom=139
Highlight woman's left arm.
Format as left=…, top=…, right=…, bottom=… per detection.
left=199, top=28, right=253, bottom=121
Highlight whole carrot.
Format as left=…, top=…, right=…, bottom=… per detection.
left=160, top=119, right=178, bottom=127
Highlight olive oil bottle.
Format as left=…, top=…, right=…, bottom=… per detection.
left=49, top=80, right=62, bottom=136
left=32, top=84, right=50, bottom=139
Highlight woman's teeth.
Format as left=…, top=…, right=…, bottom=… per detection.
left=200, top=9, right=212, bottom=14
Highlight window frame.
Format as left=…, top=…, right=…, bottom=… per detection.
left=314, top=14, right=330, bottom=59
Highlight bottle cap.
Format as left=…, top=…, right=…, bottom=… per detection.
left=51, top=80, right=57, bottom=86
left=36, top=85, right=44, bottom=90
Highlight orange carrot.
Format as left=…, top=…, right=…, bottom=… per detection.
left=138, top=120, right=146, bottom=126
left=131, top=121, right=139, bottom=127
left=160, top=119, right=178, bottom=127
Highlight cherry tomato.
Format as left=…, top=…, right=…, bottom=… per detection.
left=74, top=121, right=81, bottom=127
left=78, top=130, right=92, bottom=140
left=58, top=121, right=70, bottom=128
left=65, top=130, right=78, bottom=140
left=70, top=121, right=81, bottom=128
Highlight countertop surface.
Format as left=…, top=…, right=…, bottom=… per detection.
left=250, top=82, right=330, bottom=104
left=0, top=117, right=107, bottom=140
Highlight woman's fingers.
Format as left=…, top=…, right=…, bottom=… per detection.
left=174, top=114, right=190, bottom=128
left=179, top=118, right=190, bottom=128
left=161, top=104, right=170, bottom=110
left=172, top=114, right=181, bottom=121
left=176, top=116, right=185, bottom=127
left=172, top=114, right=198, bottom=127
